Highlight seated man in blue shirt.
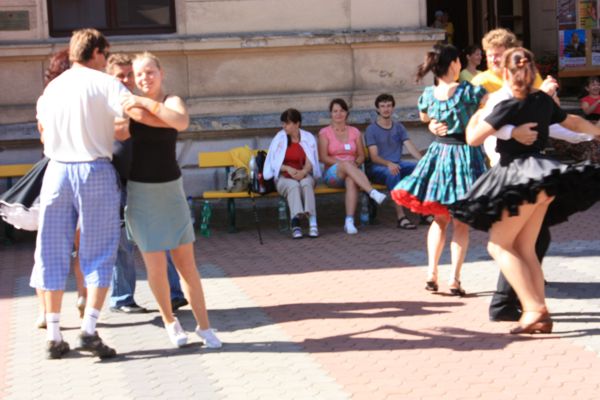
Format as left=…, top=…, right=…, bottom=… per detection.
left=366, top=93, right=423, bottom=229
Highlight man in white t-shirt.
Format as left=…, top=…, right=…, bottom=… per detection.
left=32, top=28, right=129, bottom=360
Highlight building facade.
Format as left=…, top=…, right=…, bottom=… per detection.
left=0, top=0, right=562, bottom=195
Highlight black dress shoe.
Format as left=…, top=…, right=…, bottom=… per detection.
left=110, top=303, right=148, bottom=314
left=171, top=297, right=189, bottom=312
left=489, top=309, right=522, bottom=322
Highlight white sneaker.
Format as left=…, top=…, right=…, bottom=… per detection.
left=36, top=313, right=46, bottom=329
left=344, top=221, right=358, bottom=235
left=308, top=226, right=319, bottom=238
left=291, top=226, right=303, bottom=239
left=369, top=189, right=387, bottom=205
left=195, top=327, right=222, bottom=348
left=166, top=318, right=188, bottom=347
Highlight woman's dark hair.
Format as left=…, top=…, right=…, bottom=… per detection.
left=281, top=108, right=303, bottom=147
left=374, top=93, right=395, bottom=108
left=460, top=44, right=481, bottom=69
left=44, top=49, right=70, bottom=87
left=329, top=98, right=349, bottom=113
left=416, top=43, right=460, bottom=82
left=502, top=47, right=537, bottom=100
left=280, top=108, right=302, bottom=125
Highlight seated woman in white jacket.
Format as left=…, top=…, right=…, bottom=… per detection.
left=264, top=109, right=322, bottom=239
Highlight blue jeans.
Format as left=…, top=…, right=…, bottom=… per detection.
left=110, top=233, right=184, bottom=307
left=110, top=228, right=138, bottom=308
left=367, top=161, right=417, bottom=191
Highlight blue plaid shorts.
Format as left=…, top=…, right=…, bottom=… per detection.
left=30, top=159, right=121, bottom=291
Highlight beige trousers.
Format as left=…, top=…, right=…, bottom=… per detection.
left=276, top=175, right=317, bottom=218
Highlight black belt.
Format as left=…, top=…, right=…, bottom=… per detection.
left=499, top=151, right=543, bottom=165
left=435, top=133, right=466, bottom=145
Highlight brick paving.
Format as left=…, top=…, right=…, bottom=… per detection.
left=1, top=198, right=600, bottom=399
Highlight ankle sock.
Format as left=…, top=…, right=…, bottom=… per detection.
left=81, top=307, right=100, bottom=336
left=345, top=216, right=354, bottom=225
left=45, top=313, right=61, bottom=342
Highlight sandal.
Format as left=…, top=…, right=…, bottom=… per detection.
left=397, top=217, right=417, bottom=230
left=420, top=215, right=434, bottom=225
left=449, top=280, right=466, bottom=297
left=425, top=280, right=439, bottom=292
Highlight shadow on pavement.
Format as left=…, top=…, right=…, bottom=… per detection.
left=170, top=300, right=464, bottom=333
left=547, top=281, right=600, bottom=299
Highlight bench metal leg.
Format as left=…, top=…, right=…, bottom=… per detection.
left=368, top=197, right=378, bottom=224
left=278, top=196, right=289, bottom=232
left=227, top=198, right=237, bottom=233
left=3, top=177, right=15, bottom=242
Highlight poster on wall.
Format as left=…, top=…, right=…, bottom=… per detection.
left=558, top=0, right=577, bottom=29
left=579, top=0, right=599, bottom=29
left=560, top=29, right=587, bottom=67
left=592, top=29, right=600, bottom=65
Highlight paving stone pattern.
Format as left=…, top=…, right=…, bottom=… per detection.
left=1, top=199, right=600, bottom=399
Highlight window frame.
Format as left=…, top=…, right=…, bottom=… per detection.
left=47, top=0, right=176, bottom=38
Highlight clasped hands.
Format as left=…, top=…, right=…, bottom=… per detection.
left=284, top=166, right=308, bottom=180
left=428, top=119, right=538, bottom=145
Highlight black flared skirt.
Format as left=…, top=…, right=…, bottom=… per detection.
left=0, top=157, right=48, bottom=231
left=451, top=154, right=600, bottom=231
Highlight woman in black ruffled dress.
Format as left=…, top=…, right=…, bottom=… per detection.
left=453, top=47, right=600, bottom=334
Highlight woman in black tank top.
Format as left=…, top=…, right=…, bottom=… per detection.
left=455, top=48, right=600, bottom=335
left=121, top=52, right=221, bottom=349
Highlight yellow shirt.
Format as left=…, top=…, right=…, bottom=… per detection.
left=471, top=69, right=543, bottom=93
left=459, top=69, right=481, bottom=83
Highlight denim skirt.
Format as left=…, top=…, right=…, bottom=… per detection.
left=125, top=177, right=195, bottom=252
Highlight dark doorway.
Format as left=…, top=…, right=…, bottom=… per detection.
left=426, top=0, right=469, bottom=50
left=427, top=0, right=531, bottom=51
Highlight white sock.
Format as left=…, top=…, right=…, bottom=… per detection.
left=345, top=216, right=354, bottom=225
left=45, top=313, right=61, bottom=342
left=309, top=215, right=317, bottom=227
left=81, top=307, right=100, bottom=336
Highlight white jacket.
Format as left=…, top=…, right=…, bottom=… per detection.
left=263, top=129, right=321, bottom=181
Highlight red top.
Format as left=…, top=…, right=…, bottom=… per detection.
left=282, top=142, right=306, bottom=178
left=581, top=95, right=600, bottom=116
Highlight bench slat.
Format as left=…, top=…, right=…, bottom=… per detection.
left=203, top=190, right=279, bottom=199
left=0, top=164, right=35, bottom=178
left=202, top=184, right=386, bottom=199
left=198, top=151, right=235, bottom=168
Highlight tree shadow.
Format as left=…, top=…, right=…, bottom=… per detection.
left=105, top=323, right=563, bottom=361
left=174, top=300, right=464, bottom=333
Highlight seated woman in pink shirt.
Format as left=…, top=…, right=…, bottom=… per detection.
left=318, top=98, right=386, bottom=234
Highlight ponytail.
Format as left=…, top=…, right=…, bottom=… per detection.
left=502, top=47, right=536, bottom=99
left=416, top=43, right=460, bottom=83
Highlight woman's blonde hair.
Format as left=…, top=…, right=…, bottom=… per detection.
left=133, top=51, right=161, bottom=70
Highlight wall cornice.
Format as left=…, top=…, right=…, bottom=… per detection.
left=0, top=28, right=443, bottom=59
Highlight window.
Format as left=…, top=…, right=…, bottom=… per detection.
left=48, top=0, right=175, bottom=37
